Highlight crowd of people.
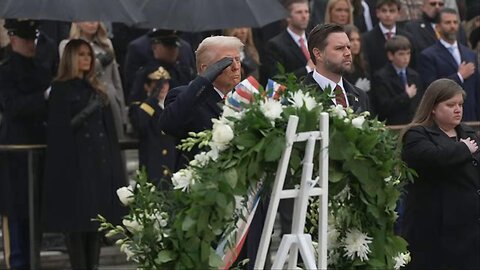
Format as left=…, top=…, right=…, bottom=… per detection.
left=0, top=0, right=479, bottom=268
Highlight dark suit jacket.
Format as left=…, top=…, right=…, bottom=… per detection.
left=159, top=76, right=223, bottom=168
left=362, top=25, right=415, bottom=77
left=303, top=72, right=370, bottom=113
left=404, top=15, right=467, bottom=61
left=370, top=64, right=423, bottom=125
left=401, top=124, right=480, bottom=269
left=418, top=41, right=480, bottom=121
left=261, top=30, right=308, bottom=84
left=123, top=34, right=196, bottom=102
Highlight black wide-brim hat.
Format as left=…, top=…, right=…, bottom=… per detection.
left=4, top=19, right=38, bottom=40
left=148, top=29, right=180, bottom=47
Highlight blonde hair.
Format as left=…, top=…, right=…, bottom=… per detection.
left=400, top=78, right=465, bottom=138
left=69, top=22, right=114, bottom=55
left=195, top=36, right=244, bottom=72
left=223, top=28, right=260, bottom=65
left=55, top=39, right=106, bottom=98
left=324, top=0, right=354, bottom=25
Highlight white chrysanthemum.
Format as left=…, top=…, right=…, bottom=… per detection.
left=331, top=104, right=347, bottom=119
left=393, top=252, right=411, bottom=270
left=122, top=218, right=143, bottom=233
left=260, top=99, right=283, bottom=121
left=211, top=119, right=234, bottom=146
left=328, top=250, right=340, bottom=266
left=189, top=152, right=210, bottom=167
left=351, top=116, right=366, bottom=129
left=342, top=229, right=373, bottom=261
left=172, top=169, right=196, bottom=192
left=116, top=186, right=134, bottom=206
left=384, top=176, right=392, bottom=183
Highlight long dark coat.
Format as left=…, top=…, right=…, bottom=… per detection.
left=0, top=51, right=53, bottom=218
left=42, top=79, right=126, bottom=232
left=401, top=124, right=480, bottom=269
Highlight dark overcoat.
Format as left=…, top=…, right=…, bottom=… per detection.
left=159, top=76, right=223, bottom=169
left=42, top=79, right=126, bottom=232
left=0, top=52, right=52, bottom=218
left=369, top=63, right=423, bottom=125
left=402, top=124, right=480, bottom=269
left=129, top=97, right=178, bottom=188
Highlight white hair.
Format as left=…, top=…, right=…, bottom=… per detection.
left=195, top=35, right=244, bottom=72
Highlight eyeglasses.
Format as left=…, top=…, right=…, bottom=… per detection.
left=429, top=1, right=445, bottom=7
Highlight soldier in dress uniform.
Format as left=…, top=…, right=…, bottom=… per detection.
left=0, top=19, right=56, bottom=269
left=129, top=66, right=178, bottom=188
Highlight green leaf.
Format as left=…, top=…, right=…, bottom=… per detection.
left=234, top=132, right=258, bottom=148
left=264, top=136, right=285, bottom=162
left=209, top=252, right=223, bottom=267
left=155, top=250, right=176, bottom=263
left=223, top=168, right=238, bottom=188
left=182, top=216, right=196, bottom=232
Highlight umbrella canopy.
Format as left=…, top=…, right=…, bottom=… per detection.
left=0, top=0, right=146, bottom=25
left=136, top=0, right=287, bottom=31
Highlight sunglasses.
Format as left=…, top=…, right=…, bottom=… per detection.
left=429, top=1, right=445, bottom=7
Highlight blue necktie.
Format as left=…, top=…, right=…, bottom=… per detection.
left=399, top=70, right=407, bottom=86
left=447, top=46, right=461, bottom=66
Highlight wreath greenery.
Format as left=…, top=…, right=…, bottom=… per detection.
left=97, top=73, right=415, bottom=269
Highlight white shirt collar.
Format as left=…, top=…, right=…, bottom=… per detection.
left=379, top=23, right=396, bottom=36
left=439, top=38, right=458, bottom=49
left=213, top=87, right=225, bottom=99
left=287, top=27, right=307, bottom=47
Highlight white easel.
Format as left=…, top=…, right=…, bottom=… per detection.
left=254, top=113, right=329, bottom=269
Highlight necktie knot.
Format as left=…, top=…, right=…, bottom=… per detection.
left=385, top=31, right=393, bottom=39
left=299, top=37, right=310, bottom=61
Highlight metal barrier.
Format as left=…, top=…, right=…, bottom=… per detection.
left=0, top=121, right=479, bottom=269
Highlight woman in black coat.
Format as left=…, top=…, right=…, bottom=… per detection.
left=42, top=39, right=126, bottom=270
left=401, top=78, right=480, bottom=269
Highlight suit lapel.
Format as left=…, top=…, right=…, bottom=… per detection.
left=282, top=31, right=307, bottom=63
left=436, top=42, right=458, bottom=70
left=386, top=64, right=405, bottom=91
left=205, top=86, right=223, bottom=118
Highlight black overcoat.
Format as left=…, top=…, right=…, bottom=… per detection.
left=42, top=79, right=126, bottom=232
left=0, top=52, right=52, bottom=218
left=401, top=124, right=480, bottom=269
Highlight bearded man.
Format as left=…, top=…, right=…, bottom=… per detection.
left=303, top=23, right=370, bottom=113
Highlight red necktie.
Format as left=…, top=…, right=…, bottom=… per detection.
left=334, top=85, right=347, bottom=108
left=299, top=37, right=310, bottom=61
left=385, top=31, right=393, bottom=40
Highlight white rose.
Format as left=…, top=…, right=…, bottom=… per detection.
left=189, top=152, right=210, bottom=167
left=331, top=105, right=347, bottom=119
left=351, top=116, right=365, bottom=129
left=116, top=186, right=134, bottom=206
left=260, top=99, right=283, bottom=121
left=222, top=105, right=242, bottom=120
left=206, top=145, right=219, bottom=161
left=172, top=169, right=195, bottom=192
left=122, top=218, right=143, bottom=232
left=211, top=119, right=234, bottom=146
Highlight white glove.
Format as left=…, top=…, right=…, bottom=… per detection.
left=355, top=78, right=370, bottom=92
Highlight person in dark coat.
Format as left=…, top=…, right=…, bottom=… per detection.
left=261, top=0, right=314, bottom=85
left=159, top=36, right=242, bottom=168
left=404, top=0, right=467, bottom=63
left=370, top=35, right=423, bottom=125
left=361, top=0, right=415, bottom=77
left=0, top=19, right=55, bottom=269
left=42, top=39, right=126, bottom=270
left=303, top=23, right=370, bottom=113
left=123, top=29, right=195, bottom=104
left=418, top=8, right=480, bottom=121
left=128, top=66, right=177, bottom=188
left=401, top=78, right=480, bottom=269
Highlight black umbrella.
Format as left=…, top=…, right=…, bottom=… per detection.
left=0, top=0, right=146, bottom=25
left=136, top=0, right=287, bottom=31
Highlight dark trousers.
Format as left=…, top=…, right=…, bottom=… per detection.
left=64, top=232, right=101, bottom=270
left=1, top=216, right=30, bottom=269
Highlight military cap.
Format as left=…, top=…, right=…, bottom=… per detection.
left=148, top=29, right=180, bottom=47
left=4, top=19, right=38, bottom=40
